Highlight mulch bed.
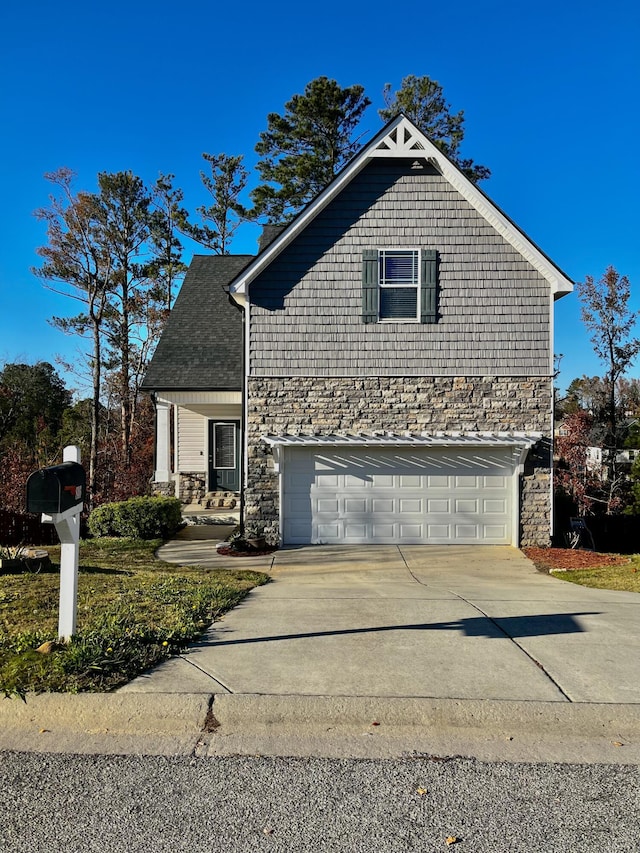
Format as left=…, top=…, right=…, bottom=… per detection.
left=523, top=547, right=631, bottom=572
left=216, top=545, right=278, bottom=558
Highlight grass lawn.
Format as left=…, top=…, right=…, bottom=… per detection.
left=523, top=547, right=640, bottom=593
left=550, top=559, right=640, bottom=592
left=0, top=538, right=269, bottom=697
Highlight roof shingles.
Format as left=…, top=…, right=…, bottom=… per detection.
left=141, top=254, right=252, bottom=391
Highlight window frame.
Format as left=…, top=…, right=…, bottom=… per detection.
left=377, top=247, right=421, bottom=322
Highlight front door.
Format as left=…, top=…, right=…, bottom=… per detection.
left=208, top=420, right=240, bottom=492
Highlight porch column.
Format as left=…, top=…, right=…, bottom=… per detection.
left=155, top=399, right=172, bottom=482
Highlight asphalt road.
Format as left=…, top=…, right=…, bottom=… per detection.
left=1, top=751, right=638, bottom=852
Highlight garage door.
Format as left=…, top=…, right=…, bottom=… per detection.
left=282, top=446, right=516, bottom=545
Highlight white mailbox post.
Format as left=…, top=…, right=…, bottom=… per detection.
left=26, top=445, right=85, bottom=642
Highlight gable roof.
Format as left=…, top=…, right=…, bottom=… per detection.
left=141, top=254, right=252, bottom=391
left=229, top=114, right=573, bottom=300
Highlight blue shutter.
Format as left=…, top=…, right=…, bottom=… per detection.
left=362, top=250, right=378, bottom=323
left=420, top=249, right=437, bottom=324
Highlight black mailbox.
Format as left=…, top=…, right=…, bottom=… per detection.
left=26, top=462, right=86, bottom=515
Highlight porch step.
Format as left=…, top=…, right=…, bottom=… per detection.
left=199, top=491, right=238, bottom=509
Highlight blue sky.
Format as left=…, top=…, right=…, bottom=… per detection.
left=1, top=0, right=638, bottom=396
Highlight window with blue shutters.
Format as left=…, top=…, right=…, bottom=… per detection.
left=362, top=249, right=437, bottom=323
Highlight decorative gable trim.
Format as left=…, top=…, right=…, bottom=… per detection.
left=372, top=121, right=426, bottom=153
left=229, top=115, right=573, bottom=300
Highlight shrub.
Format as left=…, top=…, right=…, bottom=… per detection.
left=89, top=497, right=182, bottom=540
left=88, top=502, right=118, bottom=537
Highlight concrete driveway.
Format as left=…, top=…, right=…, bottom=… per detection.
left=121, top=545, right=640, bottom=705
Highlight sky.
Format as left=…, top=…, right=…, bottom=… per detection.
left=1, top=0, right=639, bottom=397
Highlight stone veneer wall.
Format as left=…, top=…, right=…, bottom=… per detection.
left=246, top=376, right=553, bottom=548
left=151, top=481, right=176, bottom=499
left=178, top=473, right=206, bottom=504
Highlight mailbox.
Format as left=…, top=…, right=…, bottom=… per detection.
left=26, top=461, right=86, bottom=515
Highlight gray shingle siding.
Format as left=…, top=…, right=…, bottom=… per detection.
left=248, top=159, right=551, bottom=377
left=142, top=254, right=252, bottom=391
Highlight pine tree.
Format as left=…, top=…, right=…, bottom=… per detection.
left=181, top=154, right=248, bottom=253
left=251, top=76, right=370, bottom=222
left=379, top=75, right=490, bottom=184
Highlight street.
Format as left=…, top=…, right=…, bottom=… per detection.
left=1, top=751, right=638, bottom=852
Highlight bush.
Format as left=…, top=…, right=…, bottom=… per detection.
left=88, top=502, right=117, bottom=537
left=89, top=497, right=183, bottom=540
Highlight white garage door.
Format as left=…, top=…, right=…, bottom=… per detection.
left=282, top=446, right=516, bottom=545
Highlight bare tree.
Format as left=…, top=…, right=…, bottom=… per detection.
left=33, top=168, right=113, bottom=503
left=34, top=168, right=185, bottom=495
left=577, top=267, right=640, bottom=462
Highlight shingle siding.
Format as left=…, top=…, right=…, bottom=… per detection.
left=249, top=159, right=551, bottom=377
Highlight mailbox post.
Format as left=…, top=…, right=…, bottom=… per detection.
left=26, top=446, right=85, bottom=642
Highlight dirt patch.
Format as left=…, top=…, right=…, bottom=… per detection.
left=522, top=547, right=631, bottom=572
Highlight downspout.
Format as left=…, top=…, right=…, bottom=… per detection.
left=239, top=304, right=246, bottom=537
left=549, top=292, right=556, bottom=544
left=173, top=404, right=179, bottom=498
left=227, top=287, right=247, bottom=537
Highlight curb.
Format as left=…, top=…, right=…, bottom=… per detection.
left=2, top=693, right=640, bottom=761
left=211, top=694, right=640, bottom=738
left=205, top=695, right=640, bottom=763
left=0, top=693, right=211, bottom=735
left=0, top=693, right=212, bottom=755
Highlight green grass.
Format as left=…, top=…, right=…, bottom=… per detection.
left=0, top=538, right=269, bottom=696
left=551, top=555, right=640, bottom=593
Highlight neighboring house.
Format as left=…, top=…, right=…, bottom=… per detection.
left=585, top=447, right=640, bottom=481
left=585, top=446, right=604, bottom=476
left=617, top=449, right=640, bottom=467
left=143, top=114, right=573, bottom=547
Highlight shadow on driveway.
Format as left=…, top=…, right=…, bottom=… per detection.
left=202, top=611, right=600, bottom=647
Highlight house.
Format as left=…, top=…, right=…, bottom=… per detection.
left=585, top=447, right=639, bottom=481
left=141, top=254, right=250, bottom=504
left=143, top=115, right=573, bottom=547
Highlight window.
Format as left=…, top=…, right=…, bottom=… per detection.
left=379, top=249, right=420, bottom=320
left=362, top=248, right=437, bottom=324
left=213, top=422, right=236, bottom=469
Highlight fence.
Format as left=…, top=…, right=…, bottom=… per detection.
left=585, top=515, right=640, bottom=554
left=554, top=511, right=640, bottom=553
left=0, top=509, right=60, bottom=546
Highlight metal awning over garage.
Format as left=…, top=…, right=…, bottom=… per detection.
left=264, top=431, right=542, bottom=450
left=265, top=433, right=542, bottom=547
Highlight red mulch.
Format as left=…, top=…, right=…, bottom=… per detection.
left=522, top=547, right=631, bottom=572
